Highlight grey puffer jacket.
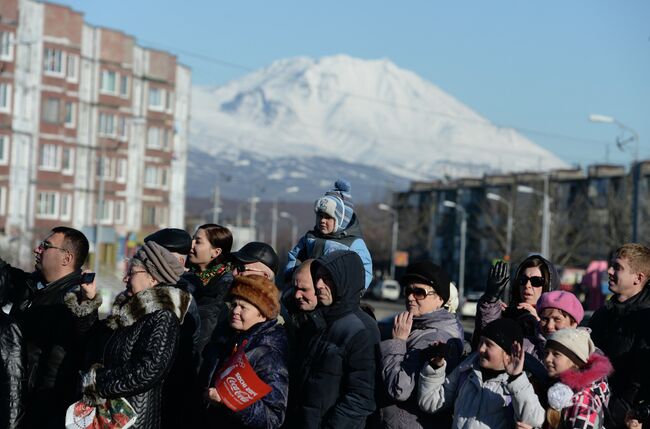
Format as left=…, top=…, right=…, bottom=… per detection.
left=379, top=308, right=464, bottom=429
left=473, top=255, right=559, bottom=354
left=418, top=353, right=545, bottom=429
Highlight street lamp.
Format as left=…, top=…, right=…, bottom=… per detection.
left=589, top=114, right=641, bottom=241
left=378, top=203, right=399, bottom=279
left=443, top=200, right=466, bottom=304
left=279, top=211, right=298, bottom=245
left=486, top=193, right=513, bottom=261
left=517, top=179, right=551, bottom=258
left=271, top=186, right=300, bottom=250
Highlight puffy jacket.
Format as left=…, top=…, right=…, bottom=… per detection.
left=589, top=285, right=650, bottom=428
left=0, top=313, right=25, bottom=429
left=543, top=353, right=613, bottom=429
left=200, top=319, right=289, bottom=429
left=74, top=285, right=192, bottom=429
left=418, top=352, right=546, bottom=429
left=287, top=250, right=380, bottom=429
left=0, top=261, right=93, bottom=428
left=379, top=308, right=465, bottom=429
left=285, top=215, right=373, bottom=288
left=473, top=255, right=559, bottom=353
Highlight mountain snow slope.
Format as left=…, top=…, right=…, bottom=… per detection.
left=187, top=55, right=567, bottom=199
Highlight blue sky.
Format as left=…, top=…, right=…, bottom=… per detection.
left=59, top=0, right=649, bottom=167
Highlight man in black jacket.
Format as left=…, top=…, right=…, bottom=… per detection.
left=0, top=226, right=91, bottom=428
left=287, top=250, right=379, bottom=429
left=590, top=243, right=650, bottom=429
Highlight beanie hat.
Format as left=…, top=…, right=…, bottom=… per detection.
left=314, top=179, right=354, bottom=232
left=228, top=275, right=280, bottom=319
left=133, top=241, right=185, bottom=284
left=482, top=318, right=524, bottom=355
left=400, top=260, right=451, bottom=305
left=537, top=291, right=584, bottom=324
left=545, top=327, right=595, bottom=366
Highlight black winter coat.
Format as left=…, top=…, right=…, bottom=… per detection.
left=74, top=286, right=192, bottom=429
left=0, top=313, right=25, bottom=429
left=589, top=285, right=650, bottom=429
left=200, top=319, right=289, bottom=429
left=0, top=262, right=91, bottom=428
left=192, top=267, right=234, bottom=357
left=287, top=250, right=380, bottom=429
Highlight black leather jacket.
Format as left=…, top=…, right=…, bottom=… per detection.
left=0, top=313, right=25, bottom=429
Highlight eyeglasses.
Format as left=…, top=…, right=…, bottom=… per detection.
left=38, top=241, right=70, bottom=254
left=124, top=270, right=148, bottom=279
left=518, top=275, right=545, bottom=288
left=405, top=286, right=437, bottom=301
left=235, top=264, right=269, bottom=277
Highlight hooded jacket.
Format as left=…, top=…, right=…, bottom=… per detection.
left=70, top=285, right=192, bottom=429
left=418, top=352, right=546, bottom=429
left=285, top=214, right=373, bottom=288
left=473, top=255, right=559, bottom=354
left=0, top=259, right=94, bottom=428
left=544, top=353, right=613, bottom=429
left=589, top=285, right=650, bottom=428
left=379, top=308, right=465, bottom=429
left=286, top=250, right=380, bottom=429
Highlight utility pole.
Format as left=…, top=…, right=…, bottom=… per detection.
left=541, top=174, right=551, bottom=259
left=211, top=185, right=220, bottom=224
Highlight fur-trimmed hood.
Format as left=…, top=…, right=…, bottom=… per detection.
left=106, top=285, right=192, bottom=330
left=558, top=352, right=613, bottom=391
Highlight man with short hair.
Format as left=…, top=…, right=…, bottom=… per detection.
left=293, top=260, right=318, bottom=312
left=0, top=226, right=96, bottom=428
left=590, top=243, right=650, bottom=429
left=231, top=242, right=279, bottom=280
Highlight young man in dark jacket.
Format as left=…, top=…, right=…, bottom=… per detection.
left=287, top=250, right=380, bottom=429
left=0, top=226, right=92, bottom=428
left=589, top=243, right=650, bottom=429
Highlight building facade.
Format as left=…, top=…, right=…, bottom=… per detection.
left=0, top=0, right=190, bottom=268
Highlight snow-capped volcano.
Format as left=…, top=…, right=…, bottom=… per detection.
left=188, top=55, right=567, bottom=199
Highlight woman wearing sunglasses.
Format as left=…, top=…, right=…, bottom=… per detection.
left=473, top=255, right=559, bottom=357
left=378, top=260, right=465, bottom=429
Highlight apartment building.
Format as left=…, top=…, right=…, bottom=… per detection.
left=0, top=0, right=190, bottom=267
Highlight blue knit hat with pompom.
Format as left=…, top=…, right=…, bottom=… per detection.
left=314, top=179, right=355, bottom=232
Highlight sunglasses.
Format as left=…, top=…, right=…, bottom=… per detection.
left=518, top=275, right=545, bottom=288
left=405, top=286, right=437, bottom=301
left=38, top=241, right=70, bottom=254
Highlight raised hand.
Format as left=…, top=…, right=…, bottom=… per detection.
left=80, top=271, right=97, bottom=301
left=505, top=341, right=525, bottom=377
left=517, top=302, right=540, bottom=320
left=392, top=311, right=413, bottom=341
left=484, top=261, right=509, bottom=302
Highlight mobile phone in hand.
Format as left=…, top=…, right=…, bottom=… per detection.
left=81, top=272, right=96, bottom=284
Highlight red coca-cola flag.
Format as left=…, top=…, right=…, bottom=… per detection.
left=214, top=340, right=272, bottom=412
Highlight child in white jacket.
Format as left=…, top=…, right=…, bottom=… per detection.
left=418, top=318, right=545, bottom=429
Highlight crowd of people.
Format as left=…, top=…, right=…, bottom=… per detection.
left=0, top=180, right=647, bottom=429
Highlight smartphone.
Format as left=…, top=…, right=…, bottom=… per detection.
left=81, top=272, right=96, bottom=284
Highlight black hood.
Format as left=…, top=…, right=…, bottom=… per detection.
left=311, top=250, right=364, bottom=322
left=510, top=254, right=559, bottom=304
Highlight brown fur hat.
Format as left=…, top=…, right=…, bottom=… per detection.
left=228, top=275, right=280, bottom=319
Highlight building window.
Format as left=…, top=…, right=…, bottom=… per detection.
left=60, top=193, right=71, bottom=221
left=0, top=135, right=9, bottom=165
left=148, top=87, right=165, bottom=110
left=43, top=48, right=65, bottom=76
left=98, top=113, right=116, bottom=137
left=142, top=206, right=156, bottom=226
left=144, top=166, right=158, bottom=187
left=0, top=32, right=13, bottom=61
left=62, top=147, right=74, bottom=175
left=42, top=97, right=60, bottom=124
left=161, top=168, right=169, bottom=188
left=66, top=54, right=78, bottom=82
left=115, top=200, right=125, bottom=224
left=98, top=200, right=113, bottom=224
left=39, top=144, right=59, bottom=170
left=0, top=83, right=11, bottom=113
left=147, top=127, right=162, bottom=149
left=166, top=91, right=174, bottom=112
left=120, top=75, right=129, bottom=98
left=37, top=192, right=59, bottom=219
left=64, top=101, right=75, bottom=127
left=116, top=158, right=127, bottom=183
left=0, top=186, right=6, bottom=216
left=100, top=70, right=118, bottom=94
left=118, top=117, right=128, bottom=140
left=97, top=156, right=112, bottom=179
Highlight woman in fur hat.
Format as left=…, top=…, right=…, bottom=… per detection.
left=537, top=327, right=613, bottom=429
left=66, top=241, right=192, bottom=429
left=199, top=275, right=289, bottom=429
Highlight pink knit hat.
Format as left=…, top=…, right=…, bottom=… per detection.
left=536, top=290, right=584, bottom=324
